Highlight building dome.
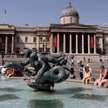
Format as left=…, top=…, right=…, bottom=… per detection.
left=60, top=1, right=79, bottom=24
left=61, top=5, right=79, bottom=18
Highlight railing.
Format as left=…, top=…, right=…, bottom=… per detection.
left=0, top=53, right=24, bottom=65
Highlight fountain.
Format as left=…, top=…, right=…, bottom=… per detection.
left=1, top=49, right=108, bottom=108
left=3, top=49, right=69, bottom=91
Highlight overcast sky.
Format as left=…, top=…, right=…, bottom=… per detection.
left=0, top=0, right=108, bottom=26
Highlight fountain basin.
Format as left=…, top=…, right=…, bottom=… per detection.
left=0, top=76, right=108, bottom=108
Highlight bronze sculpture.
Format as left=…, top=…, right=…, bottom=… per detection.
left=3, top=49, right=69, bottom=91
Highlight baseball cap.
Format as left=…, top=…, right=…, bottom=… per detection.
left=100, top=64, right=105, bottom=69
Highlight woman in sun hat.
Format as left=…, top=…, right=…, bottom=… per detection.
left=94, top=64, right=108, bottom=87
left=82, top=65, right=92, bottom=84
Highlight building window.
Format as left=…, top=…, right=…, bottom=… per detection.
left=25, top=37, right=28, bottom=42
left=40, top=37, right=42, bottom=41
left=63, top=18, right=65, bottom=24
left=70, top=17, right=72, bottom=23
left=33, top=37, right=36, bottom=42
left=16, top=37, right=20, bottom=43
left=15, top=48, right=20, bottom=53
left=46, top=37, right=49, bottom=42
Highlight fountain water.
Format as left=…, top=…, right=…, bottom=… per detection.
left=0, top=77, right=108, bottom=108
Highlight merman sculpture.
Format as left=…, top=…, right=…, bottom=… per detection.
left=3, top=49, right=69, bottom=91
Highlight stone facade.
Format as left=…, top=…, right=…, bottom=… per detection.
left=0, top=2, right=108, bottom=56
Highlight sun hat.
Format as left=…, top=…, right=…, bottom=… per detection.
left=100, top=64, right=105, bottom=69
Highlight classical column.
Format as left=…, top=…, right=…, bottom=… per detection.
left=57, top=33, right=60, bottom=53
left=50, top=33, right=53, bottom=53
left=94, top=35, right=96, bottom=54
left=69, top=33, right=72, bottom=53
left=82, top=34, right=84, bottom=54
left=63, top=33, right=66, bottom=53
left=76, top=33, right=78, bottom=54
left=5, top=35, right=8, bottom=53
left=100, top=37, right=103, bottom=53
left=88, top=34, right=90, bottom=54
left=37, top=36, right=40, bottom=51
left=11, top=35, right=14, bottom=53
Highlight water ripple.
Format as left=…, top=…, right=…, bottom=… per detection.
left=70, top=93, right=107, bottom=101
left=0, top=94, right=19, bottom=101
left=0, top=87, right=23, bottom=92
left=28, top=99, right=64, bottom=108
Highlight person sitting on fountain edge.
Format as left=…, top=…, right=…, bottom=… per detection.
left=82, top=65, right=92, bottom=84
left=94, top=64, right=108, bottom=87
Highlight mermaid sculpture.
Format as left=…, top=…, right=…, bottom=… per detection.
left=3, top=49, right=69, bottom=91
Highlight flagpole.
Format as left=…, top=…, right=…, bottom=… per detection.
left=68, top=0, right=72, bottom=6
left=3, top=9, right=6, bottom=24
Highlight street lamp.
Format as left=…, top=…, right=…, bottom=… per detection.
left=1, top=51, right=4, bottom=65
left=42, top=37, right=46, bottom=52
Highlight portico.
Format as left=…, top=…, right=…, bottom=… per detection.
left=0, top=24, right=15, bottom=53
left=49, top=1, right=99, bottom=55
left=0, top=34, right=15, bottom=53
left=50, top=32, right=97, bottom=54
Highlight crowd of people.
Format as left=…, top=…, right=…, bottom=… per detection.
left=65, top=55, right=108, bottom=88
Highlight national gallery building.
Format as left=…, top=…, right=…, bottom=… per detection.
left=0, top=2, right=108, bottom=55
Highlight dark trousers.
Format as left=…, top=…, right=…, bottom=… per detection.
left=80, top=73, right=83, bottom=80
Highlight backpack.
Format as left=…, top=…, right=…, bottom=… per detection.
left=80, top=67, right=83, bottom=73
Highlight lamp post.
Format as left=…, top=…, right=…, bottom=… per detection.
left=42, top=37, right=46, bottom=52
left=42, top=40, right=45, bottom=52
left=34, top=37, right=37, bottom=51
left=1, top=51, right=4, bottom=65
